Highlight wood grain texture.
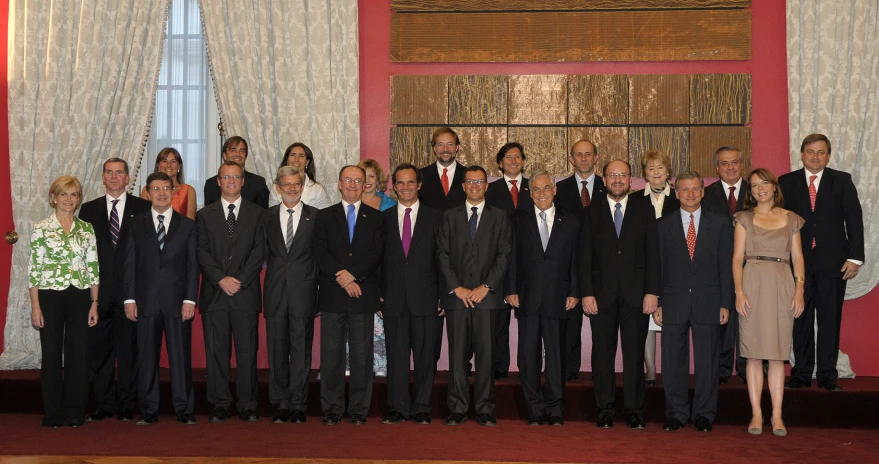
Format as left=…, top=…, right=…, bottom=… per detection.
left=628, top=127, right=689, bottom=178
left=449, top=75, right=508, bottom=125
left=390, top=75, right=449, bottom=125
left=567, top=127, right=630, bottom=169
left=629, top=74, right=690, bottom=125
left=689, top=126, right=752, bottom=177
left=392, top=0, right=751, bottom=12
left=507, top=127, right=568, bottom=178
left=690, top=74, right=752, bottom=125
left=391, top=10, right=751, bottom=62
left=451, top=126, right=508, bottom=171
left=508, top=75, right=568, bottom=125
left=390, top=126, right=434, bottom=172
left=568, top=75, right=628, bottom=125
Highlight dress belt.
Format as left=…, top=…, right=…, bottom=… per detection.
left=745, top=255, right=790, bottom=265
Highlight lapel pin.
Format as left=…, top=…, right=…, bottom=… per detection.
left=361, top=214, right=367, bottom=218
left=305, top=217, right=310, bottom=221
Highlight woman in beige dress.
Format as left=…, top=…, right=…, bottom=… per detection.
left=732, top=168, right=805, bottom=437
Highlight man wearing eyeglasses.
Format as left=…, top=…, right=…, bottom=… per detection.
left=313, top=165, right=387, bottom=426
left=203, top=136, right=270, bottom=208
left=437, top=165, right=512, bottom=427
left=196, top=160, right=266, bottom=424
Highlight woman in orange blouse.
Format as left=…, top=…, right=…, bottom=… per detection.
left=140, top=147, right=197, bottom=219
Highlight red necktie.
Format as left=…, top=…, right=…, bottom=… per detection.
left=441, top=168, right=450, bottom=196
left=809, top=175, right=817, bottom=248
left=510, top=179, right=519, bottom=208
left=686, top=213, right=696, bottom=260
left=581, top=180, right=590, bottom=207
left=727, top=186, right=737, bottom=217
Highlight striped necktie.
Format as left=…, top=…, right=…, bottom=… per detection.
left=286, top=208, right=295, bottom=252
left=109, top=199, right=120, bottom=248
left=156, top=215, right=166, bottom=251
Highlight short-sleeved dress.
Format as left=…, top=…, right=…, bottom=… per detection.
left=735, top=210, right=804, bottom=361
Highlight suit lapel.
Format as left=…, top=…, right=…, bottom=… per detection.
left=814, top=169, right=834, bottom=212
left=544, top=208, right=567, bottom=252
left=672, top=209, right=690, bottom=261
left=526, top=208, right=542, bottom=251
left=144, top=213, right=160, bottom=249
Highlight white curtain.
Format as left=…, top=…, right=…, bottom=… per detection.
left=1, top=0, right=171, bottom=369
left=787, top=0, right=879, bottom=299
left=199, top=0, right=361, bottom=204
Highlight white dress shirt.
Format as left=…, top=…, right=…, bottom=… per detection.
left=644, top=183, right=671, bottom=219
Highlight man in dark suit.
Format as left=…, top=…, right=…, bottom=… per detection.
left=505, top=170, right=579, bottom=426
left=485, top=142, right=532, bottom=380
left=203, top=136, right=270, bottom=208
left=380, top=163, right=442, bottom=425
left=79, top=158, right=151, bottom=422
left=123, top=172, right=199, bottom=426
left=313, top=165, right=387, bottom=426
left=654, top=171, right=733, bottom=433
left=701, top=146, right=750, bottom=384
left=579, top=159, right=660, bottom=429
left=437, top=165, right=512, bottom=427
left=196, top=161, right=266, bottom=423
left=780, top=134, right=864, bottom=392
left=555, top=139, right=606, bottom=381
left=261, top=165, right=318, bottom=424
left=418, top=127, right=466, bottom=212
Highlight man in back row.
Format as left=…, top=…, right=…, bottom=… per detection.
left=204, top=136, right=270, bottom=209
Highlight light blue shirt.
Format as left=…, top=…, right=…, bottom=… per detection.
left=680, top=207, right=702, bottom=237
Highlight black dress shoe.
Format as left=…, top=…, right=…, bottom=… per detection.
left=718, top=377, right=729, bottom=385
left=565, top=372, right=579, bottom=381
left=323, top=413, right=341, bottom=426
left=290, top=410, right=307, bottom=424
left=626, top=414, right=646, bottom=429
left=527, top=416, right=543, bottom=426
left=136, top=414, right=158, bottom=426
left=272, top=409, right=291, bottom=423
left=694, top=416, right=713, bottom=432
left=351, top=414, right=367, bottom=425
left=596, top=412, right=614, bottom=428
left=41, top=418, right=63, bottom=428
left=494, top=372, right=509, bottom=380
left=784, top=377, right=810, bottom=389
left=117, top=409, right=134, bottom=421
left=646, top=379, right=657, bottom=386
left=663, top=418, right=683, bottom=431
left=445, top=413, right=467, bottom=426
left=239, top=410, right=259, bottom=422
left=547, top=416, right=564, bottom=426
left=86, top=409, right=114, bottom=421
left=819, top=382, right=843, bottom=392
left=476, top=413, right=497, bottom=426
left=413, top=412, right=431, bottom=425
left=176, top=413, right=196, bottom=425
left=382, top=411, right=405, bottom=424
left=66, top=422, right=83, bottom=428
left=209, top=407, right=230, bottom=423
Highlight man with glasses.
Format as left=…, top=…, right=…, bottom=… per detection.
left=203, top=136, right=270, bottom=208
left=313, top=165, right=387, bottom=426
left=196, top=161, right=266, bottom=423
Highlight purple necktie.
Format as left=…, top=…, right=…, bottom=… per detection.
left=402, top=207, right=412, bottom=257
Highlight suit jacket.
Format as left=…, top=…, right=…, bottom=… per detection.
left=123, top=210, right=199, bottom=317
left=485, top=177, right=533, bottom=216
left=778, top=168, right=865, bottom=273
left=436, top=203, right=512, bottom=310
left=629, top=188, right=680, bottom=219
left=507, top=207, right=580, bottom=318
left=578, top=195, right=661, bottom=309
left=261, top=203, right=318, bottom=318
left=657, top=208, right=734, bottom=325
left=313, top=202, right=387, bottom=314
left=555, top=174, right=606, bottom=216
left=203, top=170, right=270, bottom=209
left=418, top=162, right=466, bottom=212
left=702, top=179, right=750, bottom=228
left=381, top=203, right=442, bottom=317
left=79, top=194, right=151, bottom=316
left=196, top=199, right=266, bottom=312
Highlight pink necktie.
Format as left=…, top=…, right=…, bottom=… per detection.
left=402, top=207, right=412, bottom=257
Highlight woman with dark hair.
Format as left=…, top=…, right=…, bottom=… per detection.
left=140, top=147, right=197, bottom=219
left=281, top=142, right=331, bottom=209
left=733, top=168, right=805, bottom=437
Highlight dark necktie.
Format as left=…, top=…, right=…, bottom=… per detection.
left=402, top=207, right=412, bottom=257
left=469, top=206, right=478, bottom=242
left=156, top=215, right=166, bottom=251
left=286, top=208, right=295, bottom=252
left=510, top=180, right=519, bottom=208
left=581, top=180, right=591, bottom=207
left=227, top=204, right=236, bottom=238
left=109, top=199, right=120, bottom=248
left=728, top=186, right=737, bottom=217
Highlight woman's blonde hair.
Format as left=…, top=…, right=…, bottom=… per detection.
left=357, top=159, right=389, bottom=193
left=48, top=175, right=83, bottom=210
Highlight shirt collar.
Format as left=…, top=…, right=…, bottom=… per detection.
left=397, top=200, right=419, bottom=215
left=680, top=206, right=702, bottom=223
left=151, top=207, right=172, bottom=222
left=106, top=191, right=127, bottom=203
left=805, top=168, right=825, bottom=183
left=721, top=178, right=743, bottom=192
left=503, top=174, right=524, bottom=185
left=574, top=172, right=596, bottom=185
left=221, top=196, right=242, bottom=212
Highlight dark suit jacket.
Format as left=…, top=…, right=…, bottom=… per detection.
left=578, top=196, right=661, bottom=309
left=702, top=179, right=749, bottom=228
left=261, top=203, right=318, bottom=318
left=123, top=210, right=199, bottom=317
left=778, top=168, right=865, bottom=273
left=313, top=202, right=387, bottom=314
left=196, top=199, right=266, bottom=312
left=418, top=162, right=466, bottom=212
left=203, top=170, right=270, bottom=209
left=436, top=203, right=512, bottom=310
left=629, top=189, right=680, bottom=219
left=485, top=177, right=533, bottom=216
left=555, top=174, right=606, bottom=216
left=79, top=194, right=151, bottom=316
left=507, top=207, right=580, bottom=318
left=657, top=208, right=734, bottom=325
left=381, top=203, right=442, bottom=317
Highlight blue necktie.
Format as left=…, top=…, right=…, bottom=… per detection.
left=347, top=204, right=356, bottom=243
left=614, top=202, right=623, bottom=238
left=469, top=206, right=478, bottom=242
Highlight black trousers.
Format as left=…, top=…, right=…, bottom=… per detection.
left=202, top=310, right=259, bottom=412
left=89, top=302, right=138, bottom=412
left=718, top=308, right=746, bottom=380
left=320, top=311, right=374, bottom=417
left=565, top=306, right=583, bottom=376
left=589, top=295, right=649, bottom=416
left=517, top=312, right=566, bottom=418
left=492, top=305, right=511, bottom=376
left=384, top=309, right=440, bottom=417
left=790, top=267, right=847, bottom=385
left=137, top=311, right=194, bottom=416
left=662, top=320, right=720, bottom=424
left=38, top=286, right=91, bottom=426
left=266, top=309, right=314, bottom=412
left=447, top=308, right=496, bottom=415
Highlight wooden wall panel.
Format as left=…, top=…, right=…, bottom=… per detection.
left=567, top=127, right=629, bottom=169
left=568, top=75, right=628, bottom=125
left=449, top=75, right=508, bottom=125
left=628, top=127, right=689, bottom=178
left=509, top=75, right=568, bottom=125
left=690, top=74, right=752, bottom=125
left=508, top=127, right=568, bottom=178
left=689, top=126, right=752, bottom=177
left=391, top=10, right=751, bottom=62
left=390, top=75, right=449, bottom=125
left=389, top=127, right=434, bottom=172
left=392, top=0, right=751, bottom=12
left=629, top=75, right=690, bottom=125
left=452, top=126, right=507, bottom=171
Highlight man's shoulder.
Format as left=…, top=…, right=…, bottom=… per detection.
left=778, top=169, right=801, bottom=183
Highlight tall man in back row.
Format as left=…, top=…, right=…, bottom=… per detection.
left=203, top=136, right=270, bottom=209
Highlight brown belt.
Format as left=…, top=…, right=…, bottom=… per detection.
left=745, top=255, right=790, bottom=265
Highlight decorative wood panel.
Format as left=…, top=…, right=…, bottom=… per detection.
left=690, top=74, right=752, bottom=125
left=389, top=126, right=434, bottom=172
left=628, top=127, right=689, bottom=178
left=390, top=75, right=449, bottom=125
left=567, top=127, right=629, bottom=169
left=391, top=10, right=751, bottom=62
left=629, top=75, right=690, bottom=125
left=509, top=75, right=568, bottom=125
left=449, top=75, right=508, bottom=125
left=689, top=126, right=752, bottom=177
left=451, top=126, right=507, bottom=171
left=392, top=0, right=750, bottom=12
left=568, top=75, right=628, bottom=125
left=507, top=127, right=569, bottom=178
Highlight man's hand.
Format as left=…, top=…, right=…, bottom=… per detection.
left=124, top=302, right=138, bottom=321
left=469, top=285, right=490, bottom=305
left=506, top=295, right=520, bottom=308
left=454, top=287, right=474, bottom=308
left=182, top=302, right=196, bottom=321
left=344, top=282, right=362, bottom=298
left=653, top=307, right=663, bottom=327
left=437, top=306, right=445, bottom=317
left=565, top=297, right=578, bottom=311
left=720, top=307, right=729, bottom=325
left=581, top=296, right=598, bottom=315
left=336, top=269, right=356, bottom=287
left=218, top=277, right=241, bottom=296
left=841, top=261, right=860, bottom=280
left=642, top=294, right=658, bottom=315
